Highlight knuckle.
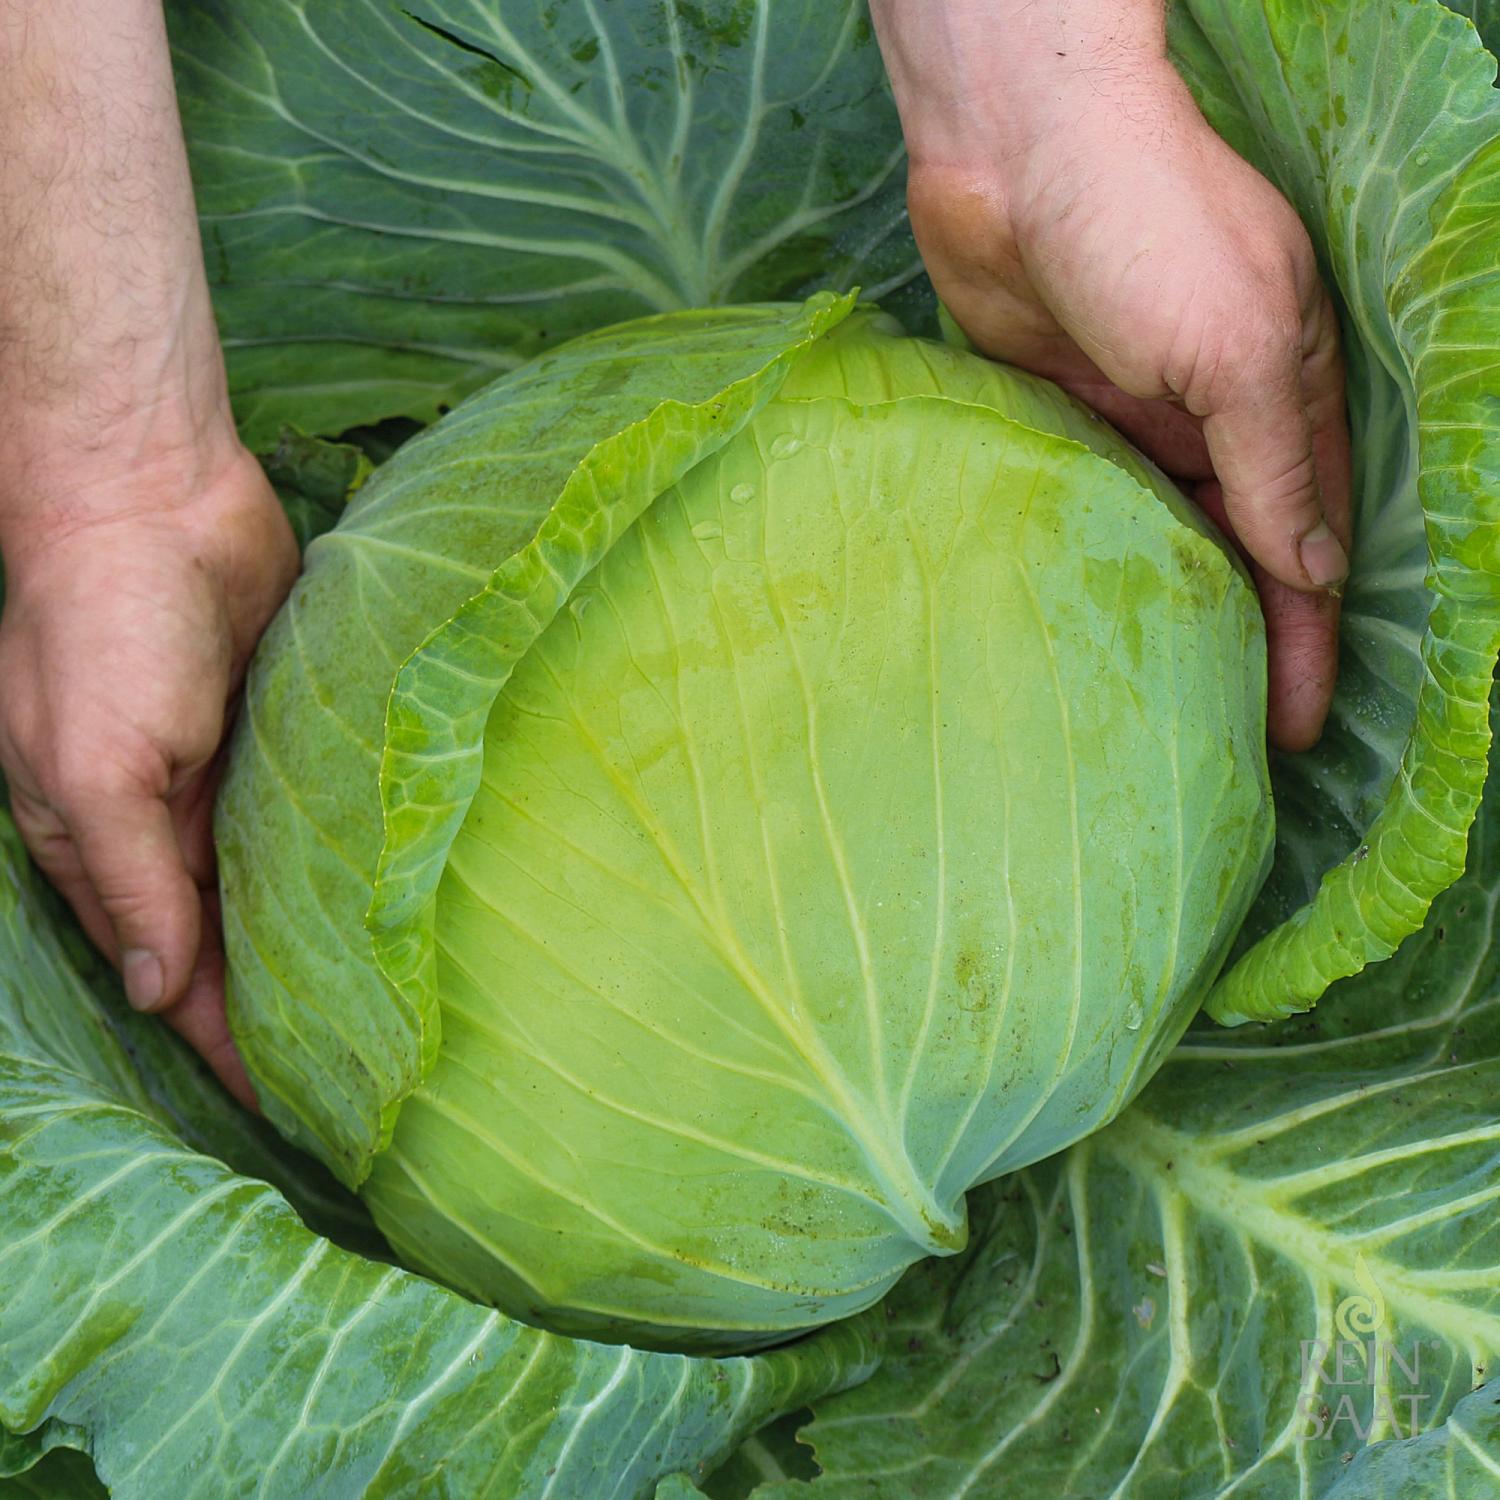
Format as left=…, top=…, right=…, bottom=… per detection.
left=15, top=813, right=76, bottom=877
left=1251, top=451, right=1321, bottom=512
left=1234, top=302, right=1303, bottom=384
left=91, top=880, right=160, bottom=920
left=1181, top=302, right=1302, bottom=417
left=45, top=748, right=127, bottom=809
left=48, top=734, right=167, bottom=812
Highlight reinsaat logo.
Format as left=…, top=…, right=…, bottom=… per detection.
left=1296, top=1254, right=1436, bottom=1443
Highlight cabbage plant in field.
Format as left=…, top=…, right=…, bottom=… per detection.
left=5, top=0, right=1500, bottom=1496
left=216, top=302, right=1273, bottom=1348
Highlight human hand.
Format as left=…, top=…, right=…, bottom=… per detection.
left=0, top=446, right=297, bottom=1105
left=871, top=0, right=1351, bottom=751
left=0, top=0, right=298, bottom=1100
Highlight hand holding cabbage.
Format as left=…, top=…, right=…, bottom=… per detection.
left=0, top=0, right=297, bottom=1101
left=871, top=0, right=1353, bottom=749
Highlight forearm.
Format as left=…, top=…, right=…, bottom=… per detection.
left=0, top=0, right=233, bottom=550
left=869, top=0, right=1179, bottom=165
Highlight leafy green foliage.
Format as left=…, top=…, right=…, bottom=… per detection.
left=170, top=0, right=1500, bottom=1031
left=166, top=0, right=928, bottom=448
left=0, top=1444, right=107, bottom=1500
left=700, top=1413, right=819, bottom=1496
left=259, top=427, right=374, bottom=549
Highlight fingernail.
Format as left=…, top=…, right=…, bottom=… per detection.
left=122, top=949, right=164, bottom=1011
left=1299, top=521, right=1349, bottom=589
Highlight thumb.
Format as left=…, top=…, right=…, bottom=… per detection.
left=1198, top=315, right=1349, bottom=594
left=64, top=785, right=203, bottom=1013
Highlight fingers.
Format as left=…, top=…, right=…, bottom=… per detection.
left=1195, top=277, right=1349, bottom=745
left=1302, top=287, right=1354, bottom=571
left=1193, top=474, right=1341, bottom=751
left=1258, top=569, right=1341, bottom=752
left=161, top=904, right=259, bottom=1111
left=1198, top=282, right=1351, bottom=595
left=0, top=454, right=292, bottom=1109
left=13, top=768, right=255, bottom=1106
left=1056, top=374, right=1216, bottom=483
left=61, top=780, right=203, bottom=1013
left=9, top=791, right=120, bottom=959
left=15, top=770, right=254, bottom=1105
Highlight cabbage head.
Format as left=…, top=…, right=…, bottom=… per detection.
left=217, top=295, right=1273, bottom=1351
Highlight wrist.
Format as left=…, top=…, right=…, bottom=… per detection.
left=0, top=0, right=237, bottom=555
left=0, top=284, right=247, bottom=554
left=872, top=0, right=1179, bottom=170
left=0, top=411, right=257, bottom=573
left=0, top=284, right=234, bottom=456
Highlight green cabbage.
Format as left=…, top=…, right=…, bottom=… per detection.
left=217, top=300, right=1272, bottom=1349
left=9, top=0, right=1500, bottom=1491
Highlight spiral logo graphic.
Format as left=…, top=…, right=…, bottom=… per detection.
left=1335, top=1253, right=1388, bottom=1344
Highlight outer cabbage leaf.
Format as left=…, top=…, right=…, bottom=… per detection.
left=1448, top=0, right=1500, bottom=53
left=698, top=1414, right=818, bottom=1496
left=260, top=426, right=375, bottom=549
left=166, top=0, right=925, bottom=447
left=0, top=796, right=381, bottom=1263
left=0, top=1446, right=106, bottom=1500
left=0, top=816, right=879, bottom=1500
left=1321, top=1376, right=1500, bottom=1498
left=1166, top=1, right=1500, bottom=1020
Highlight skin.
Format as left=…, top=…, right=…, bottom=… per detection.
left=870, top=0, right=1352, bottom=751
left=0, top=1, right=297, bottom=1104
left=0, top=0, right=1348, bottom=1099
